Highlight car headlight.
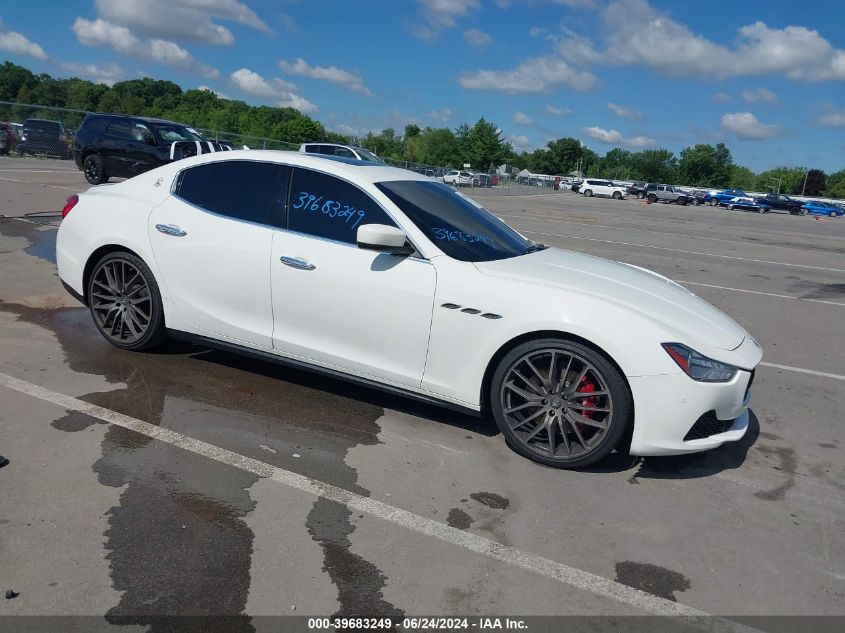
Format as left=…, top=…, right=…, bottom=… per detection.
left=662, top=343, right=738, bottom=382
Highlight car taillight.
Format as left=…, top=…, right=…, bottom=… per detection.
left=61, top=194, right=79, bottom=219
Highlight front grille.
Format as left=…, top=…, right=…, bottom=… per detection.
left=683, top=411, right=735, bottom=441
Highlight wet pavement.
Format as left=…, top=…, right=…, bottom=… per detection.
left=1, top=161, right=844, bottom=631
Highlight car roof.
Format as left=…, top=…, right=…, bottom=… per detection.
left=87, top=113, right=186, bottom=126
left=167, top=149, right=430, bottom=184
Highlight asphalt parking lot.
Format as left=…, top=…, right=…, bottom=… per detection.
left=0, top=157, right=843, bottom=631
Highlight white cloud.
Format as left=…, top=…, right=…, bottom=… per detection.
left=607, top=102, right=643, bottom=120
left=721, top=112, right=780, bottom=140
left=427, top=108, right=453, bottom=122
left=93, top=0, right=269, bottom=45
left=818, top=111, right=845, bottom=127
left=545, top=105, right=572, bottom=115
left=229, top=67, right=316, bottom=113
left=711, top=92, right=731, bottom=103
left=413, top=0, right=480, bottom=40
left=0, top=18, right=47, bottom=59
left=60, top=61, right=125, bottom=86
left=741, top=88, right=778, bottom=104
left=463, top=28, right=491, bottom=48
left=582, top=126, right=655, bottom=148
left=459, top=56, right=596, bottom=93
left=477, top=0, right=845, bottom=91
left=279, top=58, right=371, bottom=96
left=508, top=134, right=533, bottom=152
left=73, top=18, right=219, bottom=78
left=512, top=111, right=533, bottom=125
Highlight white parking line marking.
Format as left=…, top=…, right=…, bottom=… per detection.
left=758, top=362, right=845, bottom=381
left=520, top=230, right=845, bottom=274
left=0, top=176, right=79, bottom=191
left=0, top=370, right=755, bottom=630
left=0, top=169, right=69, bottom=173
left=679, top=280, right=845, bottom=307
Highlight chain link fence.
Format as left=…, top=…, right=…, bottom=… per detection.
left=0, top=100, right=561, bottom=196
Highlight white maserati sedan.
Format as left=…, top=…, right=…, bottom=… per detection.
left=56, top=151, right=762, bottom=468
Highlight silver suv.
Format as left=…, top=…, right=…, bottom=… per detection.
left=647, top=184, right=689, bottom=205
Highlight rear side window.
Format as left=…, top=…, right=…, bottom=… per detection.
left=106, top=119, right=132, bottom=139
left=177, top=160, right=290, bottom=226
left=82, top=117, right=109, bottom=136
left=287, top=168, right=396, bottom=244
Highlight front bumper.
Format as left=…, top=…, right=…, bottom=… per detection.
left=628, top=367, right=755, bottom=456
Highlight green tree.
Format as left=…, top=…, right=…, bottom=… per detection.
left=757, top=167, right=805, bottom=194
left=632, top=149, right=677, bottom=182
left=793, top=169, right=826, bottom=196
left=677, top=143, right=732, bottom=187
left=729, top=164, right=757, bottom=190
left=825, top=169, right=845, bottom=199
left=0, top=61, right=35, bottom=101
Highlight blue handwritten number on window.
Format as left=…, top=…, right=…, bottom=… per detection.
left=292, top=191, right=365, bottom=229
left=432, top=227, right=494, bottom=247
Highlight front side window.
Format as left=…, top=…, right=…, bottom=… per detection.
left=334, top=147, right=355, bottom=158
left=176, top=160, right=290, bottom=226
left=375, top=180, right=531, bottom=262
left=288, top=168, right=396, bottom=244
left=151, top=123, right=203, bottom=144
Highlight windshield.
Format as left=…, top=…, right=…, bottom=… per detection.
left=150, top=123, right=204, bottom=144
left=375, top=180, right=532, bottom=262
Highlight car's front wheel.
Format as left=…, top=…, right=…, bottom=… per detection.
left=647, top=194, right=657, bottom=203
left=83, top=154, right=108, bottom=185
left=709, top=199, right=719, bottom=206
left=676, top=197, right=687, bottom=205
left=727, top=204, right=735, bottom=210
left=612, top=191, right=622, bottom=199
left=490, top=338, right=632, bottom=469
left=584, top=189, right=593, bottom=197
left=87, top=252, right=166, bottom=351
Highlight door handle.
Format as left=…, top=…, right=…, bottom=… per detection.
left=280, top=256, right=316, bottom=271
left=155, top=223, right=187, bottom=237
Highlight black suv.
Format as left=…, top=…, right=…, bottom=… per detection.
left=19, top=119, right=71, bottom=158
left=72, top=114, right=229, bottom=185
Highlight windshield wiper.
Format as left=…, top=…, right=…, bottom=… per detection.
left=523, top=242, right=548, bottom=254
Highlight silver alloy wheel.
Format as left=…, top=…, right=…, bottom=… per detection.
left=91, top=259, right=152, bottom=344
left=499, top=349, right=614, bottom=459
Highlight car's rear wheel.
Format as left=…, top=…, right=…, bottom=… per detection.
left=584, top=189, right=593, bottom=197
left=757, top=207, right=765, bottom=214
left=676, top=197, right=687, bottom=205
left=83, top=154, right=108, bottom=185
left=612, top=191, right=622, bottom=199
left=709, top=199, right=719, bottom=206
left=727, top=204, right=735, bottom=210
left=800, top=209, right=808, bottom=215
left=830, top=211, right=838, bottom=217
left=637, top=192, right=645, bottom=199
left=490, top=338, right=632, bottom=469
left=87, top=252, right=166, bottom=351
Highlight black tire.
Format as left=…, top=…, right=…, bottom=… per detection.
left=757, top=207, right=765, bottom=214
left=647, top=194, right=657, bottom=203
left=87, top=251, right=166, bottom=351
left=727, top=204, right=735, bottom=210
left=584, top=189, right=593, bottom=197
left=612, top=191, right=622, bottom=200
left=636, top=192, right=645, bottom=199
left=676, top=197, right=687, bottom=205
left=709, top=198, right=719, bottom=206
left=800, top=209, right=807, bottom=216
left=83, top=153, right=108, bottom=185
left=830, top=211, right=837, bottom=217
left=489, top=337, right=632, bottom=469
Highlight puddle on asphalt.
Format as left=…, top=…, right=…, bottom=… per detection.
left=614, top=561, right=691, bottom=602
left=0, top=217, right=58, bottom=264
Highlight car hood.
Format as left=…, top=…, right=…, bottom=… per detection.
left=474, top=247, right=747, bottom=350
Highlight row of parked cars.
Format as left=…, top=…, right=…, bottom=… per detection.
left=0, top=118, right=74, bottom=158
left=566, top=178, right=843, bottom=217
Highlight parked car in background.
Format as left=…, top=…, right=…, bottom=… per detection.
left=580, top=179, right=628, bottom=199
left=801, top=200, right=844, bottom=217
left=18, top=118, right=71, bottom=158
left=570, top=180, right=583, bottom=193
left=626, top=181, right=648, bottom=198
left=73, top=113, right=231, bottom=185
left=722, top=196, right=771, bottom=213
left=0, top=122, right=17, bottom=155
left=647, top=185, right=689, bottom=205
left=752, top=193, right=804, bottom=214
left=443, top=170, right=473, bottom=186
left=298, top=142, right=384, bottom=164
left=704, top=189, right=747, bottom=206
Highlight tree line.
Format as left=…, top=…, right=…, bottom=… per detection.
left=1, top=61, right=842, bottom=197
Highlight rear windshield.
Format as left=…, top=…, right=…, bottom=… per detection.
left=24, top=120, right=62, bottom=132
left=375, top=180, right=531, bottom=262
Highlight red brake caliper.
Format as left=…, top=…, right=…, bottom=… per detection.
left=576, top=376, right=597, bottom=433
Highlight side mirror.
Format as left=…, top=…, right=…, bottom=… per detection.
left=356, top=224, right=415, bottom=257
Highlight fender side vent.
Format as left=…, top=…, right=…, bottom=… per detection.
left=481, top=313, right=502, bottom=319
left=441, top=303, right=461, bottom=309
left=460, top=308, right=481, bottom=314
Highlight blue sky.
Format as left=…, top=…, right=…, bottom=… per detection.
left=1, top=0, right=844, bottom=172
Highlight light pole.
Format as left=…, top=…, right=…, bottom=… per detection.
left=801, top=168, right=809, bottom=197
left=767, top=177, right=782, bottom=194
